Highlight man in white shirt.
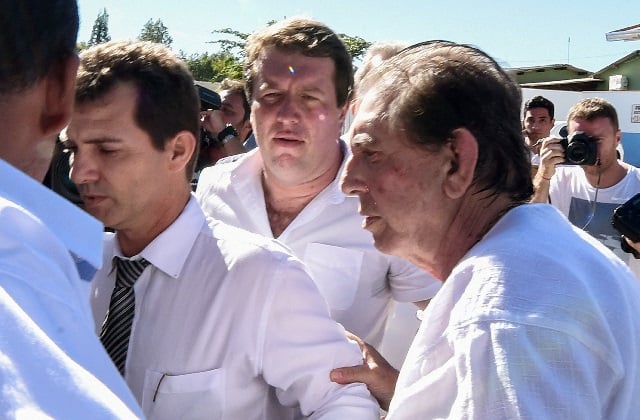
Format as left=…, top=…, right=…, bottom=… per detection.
left=0, top=1, right=141, bottom=417
left=196, top=17, right=440, bottom=369
left=532, top=98, right=640, bottom=279
left=522, top=95, right=555, bottom=175
left=65, top=39, right=378, bottom=419
left=332, top=40, right=640, bottom=418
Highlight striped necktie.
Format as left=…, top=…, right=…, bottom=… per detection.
left=100, top=256, right=150, bottom=375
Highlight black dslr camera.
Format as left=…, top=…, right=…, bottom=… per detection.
left=612, top=193, right=640, bottom=243
left=558, top=126, right=598, bottom=166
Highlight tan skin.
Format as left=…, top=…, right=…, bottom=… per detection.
left=523, top=107, right=554, bottom=155
left=249, top=47, right=346, bottom=237
left=331, top=88, right=518, bottom=409
left=66, top=82, right=195, bottom=257
left=0, top=55, right=79, bottom=180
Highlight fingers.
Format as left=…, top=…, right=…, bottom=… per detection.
left=330, top=364, right=371, bottom=385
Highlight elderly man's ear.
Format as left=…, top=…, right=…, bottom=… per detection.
left=442, top=128, right=478, bottom=200
left=41, top=54, right=79, bottom=137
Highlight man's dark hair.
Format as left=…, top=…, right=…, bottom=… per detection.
left=76, top=40, right=201, bottom=180
left=524, top=95, right=555, bottom=119
left=220, top=78, right=250, bottom=122
left=244, top=17, right=354, bottom=108
left=360, top=40, right=533, bottom=203
left=0, top=0, right=79, bottom=94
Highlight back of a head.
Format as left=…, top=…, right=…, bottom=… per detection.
left=0, top=0, right=78, bottom=94
left=354, top=41, right=409, bottom=95
left=524, top=95, right=555, bottom=120
left=360, top=41, right=532, bottom=202
left=244, top=16, right=353, bottom=108
left=567, top=97, right=619, bottom=131
left=76, top=40, right=200, bottom=178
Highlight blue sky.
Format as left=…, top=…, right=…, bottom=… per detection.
left=78, top=0, right=640, bottom=72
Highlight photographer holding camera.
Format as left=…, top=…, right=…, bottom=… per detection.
left=198, top=78, right=252, bottom=170
left=532, top=97, right=640, bottom=278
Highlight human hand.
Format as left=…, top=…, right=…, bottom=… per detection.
left=536, top=136, right=565, bottom=180
left=330, top=331, right=398, bottom=411
left=200, top=110, right=225, bottom=136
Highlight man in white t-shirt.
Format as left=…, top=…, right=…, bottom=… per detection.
left=330, top=40, right=640, bottom=418
left=532, top=97, right=640, bottom=278
left=196, top=18, right=440, bottom=365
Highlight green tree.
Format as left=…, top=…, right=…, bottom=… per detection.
left=338, top=34, right=370, bottom=62
left=88, top=8, right=111, bottom=46
left=139, top=18, right=173, bottom=47
left=182, top=51, right=243, bottom=83
left=209, top=23, right=369, bottom=61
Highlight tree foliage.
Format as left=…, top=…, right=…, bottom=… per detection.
left=208, top=24, right=370, bottom=61
left=338, top=34, right=371, bottom=62
left=139, top=18, right=173, bottom=47
left=88, top=8, right=111, bottom=46
left=181, top=51, right=243, bottom=82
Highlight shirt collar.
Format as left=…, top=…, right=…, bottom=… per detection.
left=0, top=158, right=103, bottom=269
left=112, top=195, right=206, bottom=279
left=232, top=141, right=349, bottom=205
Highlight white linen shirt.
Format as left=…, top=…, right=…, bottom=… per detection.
left=90, top=196, right=379, bottom=419
left=387, top=204, right=640, bottom=419
left=0, top=159, right=141, bottom=418
left=195, top=143, right=441, bottom=350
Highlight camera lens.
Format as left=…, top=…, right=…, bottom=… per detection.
left=567, top=142, right=589, bottom=164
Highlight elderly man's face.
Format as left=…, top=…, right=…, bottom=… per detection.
left=341, top=89, right=450, bottom=259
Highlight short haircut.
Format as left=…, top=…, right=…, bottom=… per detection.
left=523, top=95, right=555, bottom=119
left=567, top=97, right=619, bottom=132
left=76, top=40, right=201, bottom=179
left=244, top=16, right=353, bottom=108
left=359, top=40, right=532, bottom=203
left=0, top=0, right=79, bottom=94
left=220, top=78, right=250, bottom=122
left=354, top=41, right=408, bottom=94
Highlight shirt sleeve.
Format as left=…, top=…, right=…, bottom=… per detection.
left=258, top=258, right=379, bottom=419
left=387, top=255, right=441, bottom=303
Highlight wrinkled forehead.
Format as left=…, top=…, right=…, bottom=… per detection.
left=350, top=87, right=395, bottom=138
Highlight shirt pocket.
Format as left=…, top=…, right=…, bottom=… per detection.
left=303, top=243, right=364, bottom=311
left=141, top=368, right=225, bottom=420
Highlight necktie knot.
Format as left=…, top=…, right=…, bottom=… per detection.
left=113, top=256, right=150, bottom=288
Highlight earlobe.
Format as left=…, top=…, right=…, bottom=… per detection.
left=41, top=54, right=80, bottom=136
left=442, top=128, right=478, bottom=199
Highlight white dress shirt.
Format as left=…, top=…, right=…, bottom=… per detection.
left=196, top=143, right=441, bottom=352
left=90, top=196, right=379, bottom=419
left=387, top=204, right=640, bottom=419
left=0, top=159, right=141, bottom=418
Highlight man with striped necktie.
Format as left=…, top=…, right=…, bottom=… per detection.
left=64, top=39, right=378, bottom=419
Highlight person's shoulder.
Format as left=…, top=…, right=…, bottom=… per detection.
left=197, top=152, right=250, bottom=191
left=207, top=219, right=297, bottom=262
left=625, top=163, right=640, bottom=178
